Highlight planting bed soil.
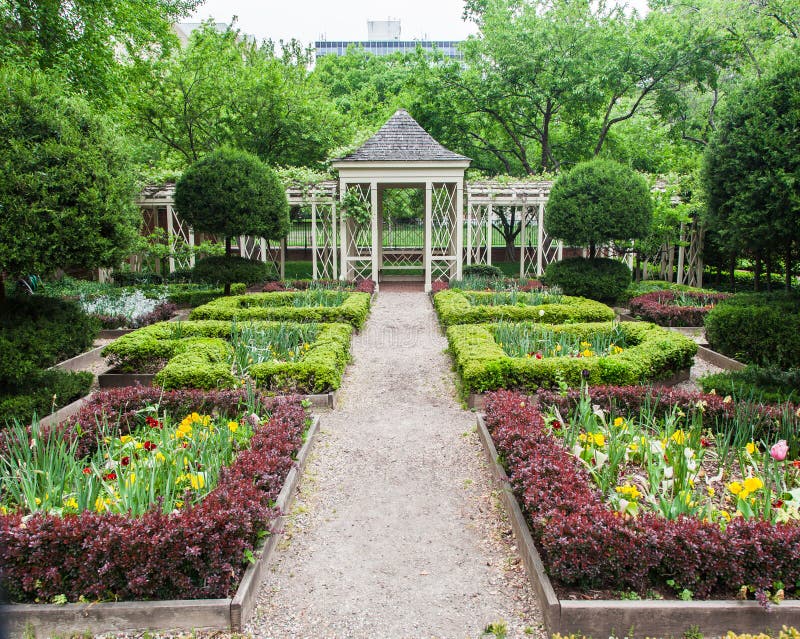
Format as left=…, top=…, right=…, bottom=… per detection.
left=0, top=388, right=318, bottom=636
left=478, top=388, right=800, bottom=636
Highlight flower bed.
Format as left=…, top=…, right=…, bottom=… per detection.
left=101, top=320, right=352, bottom=393
left=628, top=290, right=731, bottom=326
left=433, top=289, right=615, bottom=326
left=261, top=278, right=375, bottom=294
left=447, top=321, right=697, bottom=395
left=0, top=388, right=308, bottom=603
left=189, top=291, right=371, bottom=329
left=484, top=388, right=800, bottom=602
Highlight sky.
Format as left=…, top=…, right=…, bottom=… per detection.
left=189, top=0, right=479, bottom=47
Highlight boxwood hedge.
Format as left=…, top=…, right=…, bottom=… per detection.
left=433, top=289, right=615, bottom=326
left=447, top=321, right=697, bottom=395
left=102, top=320, right=353, bottom=393
left=189, top=291, right=371, bottom=329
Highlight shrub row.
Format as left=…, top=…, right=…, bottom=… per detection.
left=704, top=292, right=800, bottom=368
left=261, top=279, right=376, bottom=294
left=447, top=321, right=697, bottom=395
left=485, top=389, right=800, bottom=598
left=189, top=291, right=371, bottom=329
left=166, top=282, right=246, bottom=308
left=190, top=255, right=277, bottom=287
left=102, top=320, right=353, bottom=393
left=700, top=366, right=800, bottom=405
left=628, top=289, right=731, bottom=326
left=432, top=289, right=615, bottom=326
left=0, top=369, right=93, bottom=425
left=0, top=390, right=307, bottom=602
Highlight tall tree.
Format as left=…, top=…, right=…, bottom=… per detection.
left=0, top=68, right=140, bottom=298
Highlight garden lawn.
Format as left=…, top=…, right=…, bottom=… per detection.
left=433, top=288, right=614, bottom=326
left=447, top=320, right=697, bottom=395
left=0, top=388, right=308, bottom=603
left=102, top=319, right=353, bottom=394
left=189, top=290, right=371, bottom=330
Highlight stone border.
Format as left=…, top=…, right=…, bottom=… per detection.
left=51, top=344, right=112, bottom=374
left=96, top=372, right=337, bottom=408
left=475, top=414, right=800, bottom=636
left=1, top=415, right=320, bottom=638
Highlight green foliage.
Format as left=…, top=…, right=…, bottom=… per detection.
left=0, top=68, right=140, bottom=292
left=0, top=369, right=94, bottom=425
left=447, top=321, right=697, bottom=395
left=190, top=256, right=275, bottom=287
left=189, top=292, right=372, bottom=330
left=544, top=159, right=653, bottom=254
left=620, top=280, right=710, bottom=304
left=704, top=293, right=800, bottom=368
left=432, top=289, right=615, bottom=326
left=703, top=49, right=800, bottom=288
left=102, top=320, right=353, bottom=393
left=0, top=297, right=99, bottom=387
left=167, top=283, right=246, bottom=308
left=700, top=366, right=800, bottom=405
left=175, top=148, right=289, bottom=246
left=544, top=257, right=632, bottom=303
left=462, top=264, right=504, bottom=279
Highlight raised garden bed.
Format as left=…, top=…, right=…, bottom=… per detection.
left=101, top=319, right=353, bottom=394
left=628, top=290, right=731, bottom=327
left=189, top=290, right=371, bottom=330
left=0, top=388, right=317, bottom=636
left=433, top=289, right=615, bottom=326
left=447, top=320, right=697, bottom=397
left=478, top=388, right=800, bottom=636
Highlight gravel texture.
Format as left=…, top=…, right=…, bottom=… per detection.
left=246, top=291, right=543, bottom=639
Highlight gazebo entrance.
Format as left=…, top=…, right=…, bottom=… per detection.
left=332, top=110, right=469, bottom=292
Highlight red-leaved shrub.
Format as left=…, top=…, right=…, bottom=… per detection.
left=628, top=290, right=730, bottom=326
left=484, top=389, right=800, bottom=598
left=0, top=389, right=307, bottom=603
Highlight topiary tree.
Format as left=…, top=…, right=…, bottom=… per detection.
left=174, top=148, right=289, bottom=294
left=0, top=67, right=140, bottom=299
left=544, top=158, right=653, bottom=258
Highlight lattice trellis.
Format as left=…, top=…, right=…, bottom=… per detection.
left=520, top=206, right=539, bottom=278
left=429, top=184, right=457, bottom=282
left=168, top=205, right=194, bottom=271
left=466, top=204, right=490, bottom=266
left=342, top=184, right=373, bottom=281
left=312, top=202, right=338, bottom=280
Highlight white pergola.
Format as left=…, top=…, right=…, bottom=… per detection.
left=331, top=109, right=470, bottom=292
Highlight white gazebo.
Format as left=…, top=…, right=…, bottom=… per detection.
left=331, top=109, right=471, bottom=292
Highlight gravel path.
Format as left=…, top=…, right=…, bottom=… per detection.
left=246, top=291, right=543, bottom=639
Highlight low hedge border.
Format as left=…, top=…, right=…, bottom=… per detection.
left=432, top=289, right=615, bottom=326
left=167, top=283, right=246, bottom=308
left=189, top=291, right=371, bottom=330
left=629, top=290, right=731, bottom=326
left=484, top=389, right=800, bottom=600
left=447, top=321, right=697, bottom=395
left=0, top=389, right=308, bottom=603
left=101, top=320, right=353, bottom=394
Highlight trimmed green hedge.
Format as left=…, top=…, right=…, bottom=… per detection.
left=704, top=292, right=800, bottom=368
left=102, top=320, right=353, bottom=393
left=447, top=321, right=697, bottom=395
left=433, top=289, right=615, bottom=326
left=188, top=291, right=371, bottom=329
left=167, top=283, right=246, bottom=308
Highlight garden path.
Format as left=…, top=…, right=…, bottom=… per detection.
left=246, top=291, right=543, bottom=638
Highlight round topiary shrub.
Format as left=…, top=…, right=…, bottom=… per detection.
left=462, top=264, right=504, bottom=279
left=544, top=257, right=631, bottom=303
left=190, top=255, right=275, bottom=287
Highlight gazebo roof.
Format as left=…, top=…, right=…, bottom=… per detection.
left=336, top=109, right=469, bottom=163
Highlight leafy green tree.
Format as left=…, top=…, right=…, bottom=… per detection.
left=703, top=49, right=800, bottom=290
left=131, top=24, right=346, bottom=167
left=174, top=148, right=289, bottom=294
left=544, top=159, right=653, bottom=258
left=0, top=68, right=140, bottom=298
left=0, top=0, right=200, bottom=102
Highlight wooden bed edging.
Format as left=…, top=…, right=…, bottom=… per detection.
left=1, top=415, right=320, bottom=638
left=475, top=414, right=800, bottom=636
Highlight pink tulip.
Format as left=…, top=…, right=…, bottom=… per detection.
left=770, top=440, right=789, bottom=462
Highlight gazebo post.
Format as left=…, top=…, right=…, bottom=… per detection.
left=370, top=180, right=379, bottom=285
left=311, top=201, right=318, bottom=280
left=455, top=180, right=464, bottom=280
left=424, top=180, right=433, bottom=293
left=339, top=182, right=348, bottom=280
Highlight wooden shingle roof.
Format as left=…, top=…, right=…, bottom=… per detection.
left=337, top=109, right=469, bottom=162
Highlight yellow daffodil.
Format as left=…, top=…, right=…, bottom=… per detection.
left=728, top=481, right=743, bottom=496
left=745, top=442, right=757, bottom=455
left=228, top=421, right=239, bottom=433
left=613, top=417, right=624, bottom=428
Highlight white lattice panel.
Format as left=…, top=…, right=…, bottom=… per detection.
left=313, top=203, right=337, bottom=280
left=343, top=184, right=373, bottom=280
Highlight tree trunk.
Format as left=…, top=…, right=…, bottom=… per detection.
left=765, top=251, right=773, bottom=292
left=754, top=254, right=761, bottom=292
left=224, top=236, right=232, bottom=296
left=589, top=241, right=597, bottom=260
left=787, top=242, right=793, bottom=291
left=635, top=254, right=641, bottom=283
